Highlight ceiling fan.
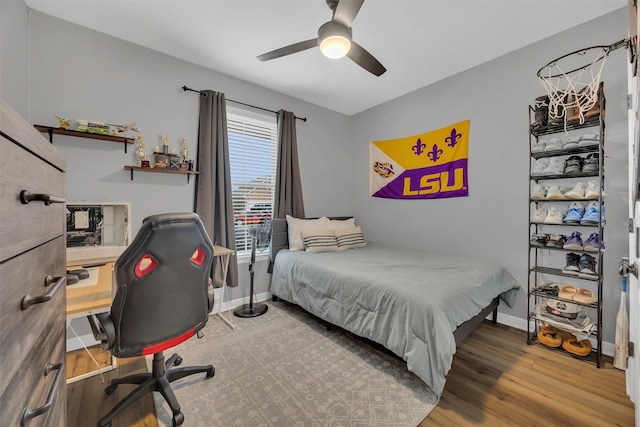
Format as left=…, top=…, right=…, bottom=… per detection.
left=257, top=0, right=386, bottom=76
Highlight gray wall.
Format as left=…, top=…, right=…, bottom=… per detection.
left=1, top=2, right=629, bottom=345
left=1, top=0, right=30, bottom=118
left=24, top=9, right=353, bottom=305
left=351, top=7, right=629, bottom=342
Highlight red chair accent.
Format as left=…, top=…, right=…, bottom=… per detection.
left=142, top=329, right=195, bottom=356
left=190, top=247, right=206, bottom=266
left=134, top=254, right=158, bottom=278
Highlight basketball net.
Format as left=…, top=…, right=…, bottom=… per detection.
left=537, top=46, right=609, bottom=131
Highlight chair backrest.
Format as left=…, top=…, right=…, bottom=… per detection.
left=110, top=212, right=214, bottom=357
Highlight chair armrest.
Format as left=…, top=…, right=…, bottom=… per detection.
left=87, top=312, right=116, bottom=350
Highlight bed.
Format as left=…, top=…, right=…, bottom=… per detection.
left=269, top=217, right=520, bottom=396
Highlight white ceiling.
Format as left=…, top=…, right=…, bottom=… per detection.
left=25, top=0, right=626, bottom=116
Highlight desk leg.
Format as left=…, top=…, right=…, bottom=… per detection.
left=214, top=253, right=235, bottom=329
left=66, top=322, right=117, bottom=384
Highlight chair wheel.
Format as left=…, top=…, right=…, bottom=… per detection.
left=174, top=356, right=183, bottom=366
left=172, top=411, right=184, bottom=426
left=104, top=385, right=117, bottom=395
left=206, top=366, right=215, bottom=378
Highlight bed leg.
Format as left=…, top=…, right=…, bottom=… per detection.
left=272, top=295, right=279, bottom=302
left=492, top=307, right=498, bottom=324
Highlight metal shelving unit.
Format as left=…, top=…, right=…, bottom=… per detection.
left=527, top=83, right=606, bottom=367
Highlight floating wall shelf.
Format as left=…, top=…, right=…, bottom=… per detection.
left=34, top=125, right=134, bottom=153
left=123, top=166, right=198, bottom=183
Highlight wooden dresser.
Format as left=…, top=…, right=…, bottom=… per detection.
left=0, top=99, right=67, bottom=425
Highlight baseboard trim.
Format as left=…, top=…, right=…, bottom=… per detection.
left=66, top=296, right=614, bottom=358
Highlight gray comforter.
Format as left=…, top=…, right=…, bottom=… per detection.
left=271, top=241, right=520, bottom=396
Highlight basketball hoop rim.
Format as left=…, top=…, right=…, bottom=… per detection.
left=537, top=45, right=612, bottom=79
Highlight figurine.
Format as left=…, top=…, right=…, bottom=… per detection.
left=160, top=133, right=170, bottom=154
left=179, top=137, right=189, bottom=160
left=107, top=121, right=140, bottom=135
left=55, top=115, right=71, bottom=129
left=135, top=134, right=147, bottom=166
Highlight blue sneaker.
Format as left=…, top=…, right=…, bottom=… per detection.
left=563, top=231, right=583, bottom=250
left=580, top=201, right=605, bottom=225
left=583, top=233, right=605, bottom=252
left=563, top=202, right=584, bottom=224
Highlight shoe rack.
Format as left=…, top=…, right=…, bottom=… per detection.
left=527, top=82, right=606, bottom=367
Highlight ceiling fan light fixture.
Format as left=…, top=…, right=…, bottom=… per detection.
left=318, top=21, right=352, bottom=59
left=320, top=36, right=351, bottom=59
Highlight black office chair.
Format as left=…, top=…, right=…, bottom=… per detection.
left=89, top=212, right=216, bottom=427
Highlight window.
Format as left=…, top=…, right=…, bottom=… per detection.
left=227, top=108, right=278, bottom=255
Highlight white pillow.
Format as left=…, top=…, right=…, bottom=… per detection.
left=327, top=217, right=356, bottom=230
left=302, top=231, right=339, bottom=253
left=334, top=226, right=366, bottom=251
left=286, top=216, right=329, bottom=251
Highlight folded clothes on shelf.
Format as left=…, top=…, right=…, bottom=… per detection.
left=534, top=304, right=595, bottom=339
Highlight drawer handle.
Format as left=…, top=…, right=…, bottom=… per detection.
left=21, top=362, right=64, bottom=426
left=20, top=275, right=66, bottom=310
left=19, top=190, right=65, bottom=205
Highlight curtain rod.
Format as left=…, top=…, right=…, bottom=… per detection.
left=181, top=86, right=307, bottom=122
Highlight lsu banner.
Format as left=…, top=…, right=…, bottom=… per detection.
left=369, top=120, right=469, bottom=200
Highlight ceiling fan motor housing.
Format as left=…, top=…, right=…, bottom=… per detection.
left=318, top=21, right=353, bottom=58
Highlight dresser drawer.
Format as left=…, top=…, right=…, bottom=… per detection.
left=0, top=321, right=66, bottom=427
left=0, top=236, right=65, bottom=394
left=0, top=135, right=65, bottom=263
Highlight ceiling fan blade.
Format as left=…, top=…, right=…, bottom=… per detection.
left=347, top=42, right=386, bottom=76
left=332, top=0, right=364, bottom=27
left=257, top=38, right=318, bottom=62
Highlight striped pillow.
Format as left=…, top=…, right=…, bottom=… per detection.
left=334, top=227, right=366, bottom=251
left=302, top=232, right=339, bottom=253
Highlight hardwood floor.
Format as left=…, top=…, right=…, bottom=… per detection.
left=66, top=346, right=157, bottom=427
left=67, top=321, right=634, bottom=427
left=421, top=322, right=634, bottom=427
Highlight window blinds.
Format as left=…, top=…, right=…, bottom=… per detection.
left=227, top=112, right=277, bottom=254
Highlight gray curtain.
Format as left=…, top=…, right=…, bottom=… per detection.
left=195, top=90, right=238, bottom=287
left=274, top=110, right=305, bottom=218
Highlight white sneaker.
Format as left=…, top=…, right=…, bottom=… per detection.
left=585, top=181, right=607, bottom=199
left=545, top=185, right=565, bottom=200
left=564, top=181, right=586, bottom=199
left=531, top=208, right=548, bottom=223
left=532, top=158, right=549, bottom=176
left=531, top=139, right=546, bottom=153
left=544, top=206, right=565, bottom=224
left=542, top=157, right=565, bottom=176
left=531, top=184, right=546, bottom=200
left=563, top=136, right=581, bottom=152
left=578, top=134, right=599, bottom=149
left=544, top=137, right=563, bottom=152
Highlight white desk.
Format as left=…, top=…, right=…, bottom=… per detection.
left=213, top=245, right=235, bottom=329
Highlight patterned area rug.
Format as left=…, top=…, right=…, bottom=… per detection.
left=151, top=300, right=438, bottom=426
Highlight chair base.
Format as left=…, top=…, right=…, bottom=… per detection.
left=97, top=351, right=214, bottom=427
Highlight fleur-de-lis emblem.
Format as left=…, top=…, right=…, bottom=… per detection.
left=412, top=138, right=426, bottom=156
left=427, top=144, right=443, bottom=162
left=445, top=128, right=462, bottom=148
